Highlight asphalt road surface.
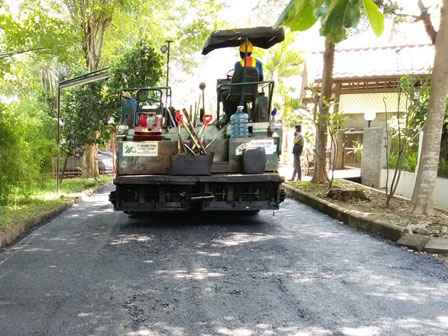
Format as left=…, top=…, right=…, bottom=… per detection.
left=1, top=185, right=447, bottom=336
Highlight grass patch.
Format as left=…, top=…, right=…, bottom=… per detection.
left=287, top=179, right=344, bottom=198
left=0, top=175, right=112, bottom=233
left=0, top=198, right=67, bottom=232
left=42, top=175, right=112, bottom=194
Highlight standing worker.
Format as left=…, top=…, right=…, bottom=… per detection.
left=121, top=91, right=137, bottom=126
left=290, top=124, right=304, bottom=181
left=235, top=41, right=263, bottom=81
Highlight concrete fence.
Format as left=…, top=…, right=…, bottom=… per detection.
left=380, top=169, right=448, bottom=210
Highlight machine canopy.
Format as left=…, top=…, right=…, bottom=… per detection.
left=201, top=26, right=285, bottom=55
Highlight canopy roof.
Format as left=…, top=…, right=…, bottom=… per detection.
left=201, top=26, right=285, bottom=55
left=305, top=44, right=434, bottom=83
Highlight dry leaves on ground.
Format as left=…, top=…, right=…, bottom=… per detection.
left=290, top=180, right=448, bottom=238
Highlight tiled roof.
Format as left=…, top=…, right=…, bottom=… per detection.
left=305, top=44, right=435, bottom=83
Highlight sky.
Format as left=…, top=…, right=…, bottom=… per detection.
left=3, top=0, right=442, bottom=109
left=171, top=0, right=442, bottom=109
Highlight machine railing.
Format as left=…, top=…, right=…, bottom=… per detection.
left=216, top=80, right=275, bottom=123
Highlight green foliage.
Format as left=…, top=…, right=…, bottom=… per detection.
left=0, top=0, right=221, bottom=200
left=321, top=0, right=362, bottom=42
left=0, top=1, right=72, bottom=204
left=61, top=0, right=119, bottom=70
left=439, top=157, right=448, bottom=178
left=327, top=103, right=344, bottom=134
left=105, top=38, right=164, bottom=120
left=61, top=81, right=111, bottom=154
left=398, top=75, right=431, bottom=132
left=277, top=0, right=385, bottom=43
left=61, top=38, right=164, bottom=154
left=440, top=127, right=448, bottom=177
left=0, top=2, right=80, bottom=73
left=172, top=0, right=226, bottom=72
left=282, top=97, right=304, bottom=127
left=363, top=0, right=385, bottom=35
left=0, top=198, right=66, bottom=232
left=0, top=98, right=56, bottom=205
left=388, top=151, right=418, bottom=172
left=284, top=1, right=319, bottom=31
left=107, top=40, right=164, bottom=93
left=351, top=140, right=363, bottom=162
left=40, top=175, right=112, bottom=194
left=404, top=152, right=418, bottom=172
left=0, top=176, right=112, bottom=232
left=97, top=0, right=225, bottom=72
left=398, top=76, right=448, bottom=178
left=260, top=33, right=303, bottom=127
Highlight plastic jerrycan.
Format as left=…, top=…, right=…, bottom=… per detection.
left=230, top=105, right=249, bottom=138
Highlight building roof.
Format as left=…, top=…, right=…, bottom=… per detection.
left=305, top=44, right=435, bottom=84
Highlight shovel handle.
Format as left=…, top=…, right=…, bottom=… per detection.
left=182, top=108, right=207, bottom=154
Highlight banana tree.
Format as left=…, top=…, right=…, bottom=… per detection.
left=276, top=0, right=384, bottom=183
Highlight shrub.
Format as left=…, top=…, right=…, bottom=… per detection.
left=439, top=158, right=448, bottom=178
left=388, top=151, right=418, bottom=172
left=0, top=99, right=56, bottom=205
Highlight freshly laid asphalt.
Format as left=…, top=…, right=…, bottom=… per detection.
left=0, top=185, right=447, bottom=336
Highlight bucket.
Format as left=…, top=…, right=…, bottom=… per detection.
left=170, top=154, right=213, bottom=176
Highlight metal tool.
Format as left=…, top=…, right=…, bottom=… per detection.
left=205, top=122, right=230, bottom=150
left=194, top=94, right=201, bottom=127
left=182, top=108, right=207, bottom=154
left=175, top=110, right=183, bottom=153
left=178, top=109, right=202, bottom=151
left=193, top=114, right=212, bottom=150
left=174, top=111, right=198, bottom=155
left=199, top=82, right=206, bottom=121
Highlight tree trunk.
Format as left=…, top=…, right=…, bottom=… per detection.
left=82, top=144, right=99, bottom=178
left=418, top=0, right=437, bottom=44
left=312, top=39, right=335, bottom=183
left=59, top=156, right=69, bottom=184
left=411, top=0, right=448, bottom=215
left=83, top=143, right=99, bottom=178
left=80, top=5, right=111, bottom=178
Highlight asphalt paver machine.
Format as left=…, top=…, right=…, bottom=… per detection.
left=109, top=26, right=286, bottom=213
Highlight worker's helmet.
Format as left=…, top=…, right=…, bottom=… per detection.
left=239, top=41, right=253, bottom=53
left=122, top=91, right=132, bottom=99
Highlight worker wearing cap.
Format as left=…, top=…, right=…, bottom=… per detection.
left=235, top=41, right=263, bottom=81
left=121, top=91, right=136, bottom=126
left=290, top=124, right=304, bottom=181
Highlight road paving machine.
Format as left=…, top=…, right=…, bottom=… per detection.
left=109, top=26, right=286, bottom=213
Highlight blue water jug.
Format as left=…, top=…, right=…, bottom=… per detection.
left=230, top=105, right=248, bottom=138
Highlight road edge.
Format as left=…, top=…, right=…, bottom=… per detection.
left=283, top=183, right=448, bottom=254
left=0, top=182, right=112, bottom=249
left=0, top=197, right=81, bottom=248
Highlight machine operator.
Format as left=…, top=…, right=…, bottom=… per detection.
left=221, top=41, right=264, bottom=121
left=235, top=41, right=263, bottom=81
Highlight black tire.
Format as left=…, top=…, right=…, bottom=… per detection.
left=238, top=210, right=260, bottom=216
left=126, top=211, right=145, bottom=218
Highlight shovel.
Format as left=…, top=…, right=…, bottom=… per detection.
left=182, top=108, right=207, bottom=154
left=177, top=109, right=203, bottom=152
left=193, top=114, right=212, bottom=149
left=174, top=111, right=197, bottom=155
left=174, top=110, right=184, bottom=154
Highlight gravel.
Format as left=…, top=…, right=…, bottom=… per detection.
left=0, top=185, right=447, bottom=336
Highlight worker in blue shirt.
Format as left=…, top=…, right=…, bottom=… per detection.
left=121, top=91, right=136, bottom=126
left=235, top=41, right=263, bottom=81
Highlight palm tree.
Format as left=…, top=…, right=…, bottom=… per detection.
left=258, top=34, right=303, bottom=163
